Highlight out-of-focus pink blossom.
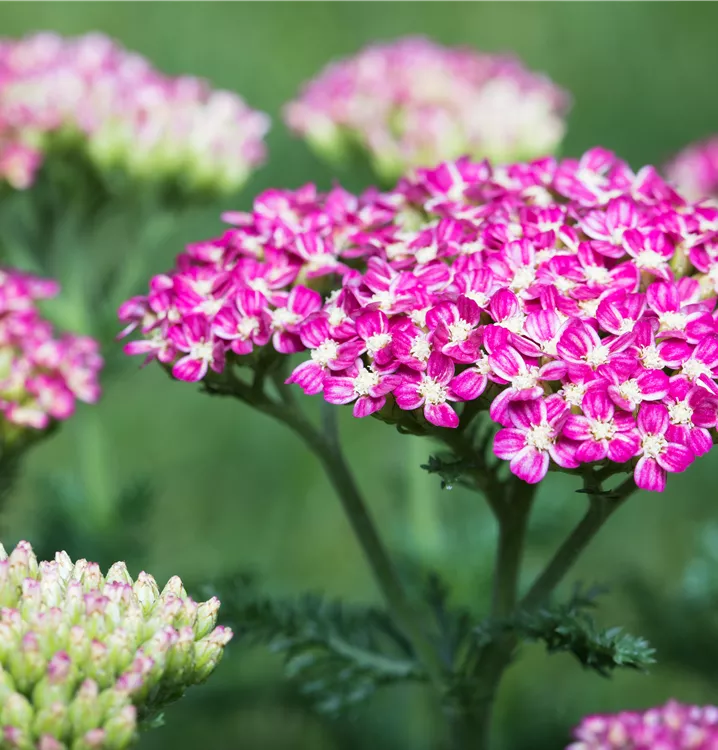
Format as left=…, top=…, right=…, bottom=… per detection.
left=666, top=137, right=718, bottom=202
left=0, top=32, right=269, bottom=193
left=284, top=37, right=569, bottom=180
left=121, top=147, right=718, bottom=492
left=568, top=700, right=718, bottom=749
left=0, top=268, right=102, bottom=432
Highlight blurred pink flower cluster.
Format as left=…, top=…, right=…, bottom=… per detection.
left=666, top=136, right=718, bottom=203
left=568, top=701, right=718, bottom=749
left=120, top=147, right=718, bottom=492
left=285, top=36, right=569, bottom=180
left=0, top=32, right=270, bottom=194
left=0, top=268, right=102, bottom=432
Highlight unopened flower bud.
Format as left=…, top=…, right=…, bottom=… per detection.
left=132, top=573, right=159, bottom=613
left=160, top=576, right=187, bottom=601
left=103, top=705, right=137, bottom=750
left=194, top=597, right=220, bottom=639
left=68, top=680, right=102, bottom=738
left=38, top=735, right=65, bottom=750
left=32, top=700, right=69, bottom=742
left=1, top=692, right=33, bottom=731
left=105, top=562, right=132, bottom=586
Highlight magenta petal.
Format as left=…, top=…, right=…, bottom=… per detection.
left=394, top=384, right=423, bottom=411
left=656, top=443, right=694, bottom=473
left=289, top=285, right=322, bottom=316
left=288, top=361, right=327, bottom=396
left=582, top=388, right=614, bottom=422
left=489, top=346, right=524, bottom=380
left=488, top=387, right=513, bottom=427
left=426, top=352, right=455, bottom=384
left=549, top=439, right=580, bottom=469
left=637, top=402, right=669, bottom=435
left=450, top=369, right=488, bottom=401
left=172, top=355, right=207, bottom=382
left=607, top=431, right=640, bottom=462
left=323, top=376, right=356, bottom=404
left=493, top=428, right=527, bottom=460
left=353, top=396, right=384, bottom=418
left=356, top=310, right=389, bottom=339
left=636, top=369, right=669, bottom=399
left=509, top=446, right=549, bottom=484
left=695, top=335, right=718, bottom=368
left=576, top=439, right=609, bottom=463
left=424, top=402, right=459, bottom=428
left=688, top=427, right=713, bottom=457
left=634, top=457, right=666, bottom=492
left=563, top=415, right=592, bottom=441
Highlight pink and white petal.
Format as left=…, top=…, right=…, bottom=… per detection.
left=424, top=402, right=459, bottom=429
left=394, top=384, right=424, bottom=411
left=637, top=402, right=669, bottom=435
left=426, top=352, right=455, bottom=385
left=354, top=395, right=384, bottom=418
left=509, top=446, right=550, bottom=484
left=450, top=368, right=488, bottom=401
left=323, top=376, right=357, bottom=404
left=634, top=457, right=666, bottom=492
left=287, top=361, right=327, bottom=396
left=493, top=428, right=528, bottom=460
left=582, top=389, right=614, bottom=422
left=545, top=393, right=569, bottom=425
left=550, top=439, right=580, bottom=469
left=273, top=330, right=304, bottom=354
left=538, top=360, right=567, bottom=381
left=607, top=431, right=640, bottom=463
left=656, top=443, right=694, bottom=474
left=356, top=310, right=389, bottom=340
left=695, top=335, right=718, bottom=368
left=636, top=369, right=669, bottom=400
left=489, top=346, right=525, bottom=380
left=288, top=285, right=322, bottom=316
left=563, top=415, right=592, bottom=441
left=688, top=427, right=713, bottom=457
left=426, top=302, right=459, bottom=331
left=172, top=355, right=208, bottom=382
left=576, top=439, right=609, bottom=463
left=508, top=398, right=546, bottom=430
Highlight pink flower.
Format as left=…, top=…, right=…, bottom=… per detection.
left=324, top=360, right=401, bottom=417
left=270, top=286, right=322, bottom=354
left=169, top=315, right=225, bottom=382
left=394, top=352, right=459, bottom=428
left=663, top=378, right=717, bottom=456
left=493, top=396, right=578, bottom=484
left=563, top=388, right=639, bottom=463
left=633, top=403, right=693, bottom=492
left=556, top=319, right=635, bottom=382
left=212, top=289, right=271, bottom=356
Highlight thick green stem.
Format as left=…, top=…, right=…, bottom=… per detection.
left=238, top=379, right=446, bottom=691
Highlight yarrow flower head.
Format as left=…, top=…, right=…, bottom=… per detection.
left=0, top=32, right=270, bottom=194
left=666, top=136, right=718, bottom=203
left=0, top=540, right=232, bottom=749
left=0, top=268, right=102, bottom=440
left=121, top=147, right=718, bottom=493
left=284, top=36, right=569, bottom=181
left=568, top=700, right=718, bottom=749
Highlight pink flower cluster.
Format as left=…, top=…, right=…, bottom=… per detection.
left=568, top=701, right=718, bottom=749
left=285, top=36, right=569, bottom=180
left=666, top=137, right=718, bottom=203
left=0, top=268, right=102, bottom=431
left=0, top=32, right=269, bottom=194
left=120, top=147, right=718, bottom=492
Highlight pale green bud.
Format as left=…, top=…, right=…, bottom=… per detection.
left=160, top=576, right=187, bottom=601
left=33, top=700, right=69, bottom=741
left=194, top=597, right=220, bottom=639
left=132, top=573, right=159, bottom=614
left=1, top=692, right=33, bottom=731
left=103, top=705, right=137, bottom=750
left=105, top=563, right=132, bottom=586
left=68, top=681, right=102, bottom=738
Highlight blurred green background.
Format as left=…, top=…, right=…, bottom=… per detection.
left=3, top=3, right=718, bottom=749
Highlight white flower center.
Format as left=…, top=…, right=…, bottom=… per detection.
left=270, top=307, right=301, bottom=331
left=248, top=278, right=271, bottom=297
left=616, top=319, right=635, bottom=335
left=512, top=368, right=539, bottom=391
left=618, top=379, right=642, bottom=407
left=237, top=316, right=260, bottom=339
left=464, top=290, right=490, bottom=308
left=579, top=299, right=601, bottom=318
left=410, top=307, right=430, bottom=327
left=562, top=382, right=587, bottom=406
left=526, top=423, right=554, bottom=452
left=636, top=250, right=666, bottom=270
left=458, top=240, right=483, bottom=256
left=310, top=340, right=339, bottom=368
left=327, top=307, right=347, bottom=327
left=474, top=355, right=491, bottom=375
left=448, top=320, right=473, bottom=343
left=498, top=313, right=527, bottom=335
left=366, top=332, right=393, bottom=354
left=193, top=279, right=213, bottom=296
left=682, top=358, right=712, bottom=382
left=418, top=376, right=448, bottom=405
left=659, top=311, right=686, bottom=330
left=511, top=267, right=536, bottom=291
left=306, top=253, right=337, bottom=272
left=199, top=297, right=224, bottom=316
left=668, top=400, right=693, bottom=426
left=189, top=340, right=214, bottom=362
left=641, top=432, right=668, bottom=459
left=583, top=266, right=612, bottom=285
left=415, top=244, right=438, bottom=265
left=370, top=291, right=395, bottom=311
left=585, top=344, right=610, bottom=368
left=386, top=242, right=409, bottom=261
left=640, top=345, right=665, bottom=370
left=554, top=277, right=575, bottom=293
left=353, top=369, right=380, bottom=397
left=409, top=336, right=432, bottom=362
left=590, top=419, right=617, bottom=441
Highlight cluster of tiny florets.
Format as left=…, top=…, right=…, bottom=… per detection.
left=284, top=36, right=569, bottom=180
left=0, top=32, right=270, bottom=194
left=0, top=541, right=232, bottom=750
left=120, top=147, right=718, bottom=492
left=568, top=701, right=718, bottom=749
left=666, top=136, right=718, bottom=203
left=0, top=268, right=102, bottom=435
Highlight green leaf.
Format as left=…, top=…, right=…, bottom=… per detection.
left=210, top=577, right=426, bottom=716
